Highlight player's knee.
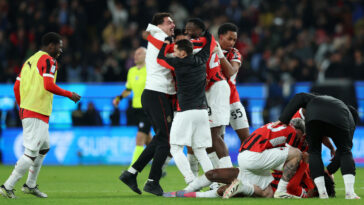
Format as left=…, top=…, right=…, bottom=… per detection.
left=205, top=170, right=217, bottom=181
left=39, top=149, right=50, bottom=155
left=24, top=148, right=38, bottom=160
left=170, top=145, right=182, bottom=156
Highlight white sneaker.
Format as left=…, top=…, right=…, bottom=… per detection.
left=319, top=192, right=329, bottom=199
left=274, top=191, right=301, bottom=199
left=346, top=193, right=360, bottom=199
left=22, top=184, right=48, bottom=198
left=222, top=179, right=241, bottom=199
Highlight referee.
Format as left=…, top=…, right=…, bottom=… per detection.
left=279, top=92, right=360, bottom=199
left=119, top=12, right=175, bottom=196
left=113, top=47, right=152, bottom=167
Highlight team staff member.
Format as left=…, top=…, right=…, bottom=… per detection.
left=217, top=23, right=250, bottom=144
left=278, top=92, right=360, bottom=199
left=119, top=12, right=176, bottom=196
left=113, top=47, right=152, bottom=167
left=0, top=32, right=81, bottom=199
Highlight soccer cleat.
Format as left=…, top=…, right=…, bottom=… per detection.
left=21, top=184, right=48, bottom=198
left=119, top=171, right=142, bottom=194
left=345, top=193, right=361, bottom=199
left=222, top=179, right=241, bottom=199
left=0, top=185, right=16, bottom=199
left=163, top=191, right=176, bottom=198
left=143, top=180, right=163, bottom=196
left=274, top=191, right=301, bottom=199
left=176, top=190, right=196, bottom=198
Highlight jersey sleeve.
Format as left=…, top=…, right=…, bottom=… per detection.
left=227, top=48, right=242, bottom=65
left=125, top=69, right=132, bottom=90
left=37, top=55, right=58, bottom=78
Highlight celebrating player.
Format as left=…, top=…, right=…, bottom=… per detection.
left=217, top=23, right=250, bottom=144
left=0, top=32, right=81, bottom=199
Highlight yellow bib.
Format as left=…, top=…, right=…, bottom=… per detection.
left=125, top=65, right=147, bottom=108
left=20, top=51, right=57, bottom=116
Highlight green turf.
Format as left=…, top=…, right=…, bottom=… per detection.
left=0, top=165, right=363, bottom=204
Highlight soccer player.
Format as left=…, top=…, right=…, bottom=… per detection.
left=164, top=118, right=305, bottom=198
left=157, top=31, right=214, bottom=186
left=0, top=32, right=81, bottom=199
left=217, top=23, right=250, bottom=144
left=113, top=47, right=152, bottom=167
left=119, top=12, right=175, bottom=196
left=184, top=18, right=232, bottom=170
left=278, top=92, right=360, bottom=199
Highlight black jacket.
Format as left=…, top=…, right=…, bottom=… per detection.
left=157, top=32, right=212, bottom=111
left=279, top=92, right=355, bottom=134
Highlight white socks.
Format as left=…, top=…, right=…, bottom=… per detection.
left=196, top=190, right=219, bottom=198
left=219, top=156, right=233, bottom=168
left=4, top=155, right=33, bottom=190
left=276, top=179, right=288, bottom=193
left=170, top=145, right=195, bottom=184
left=314, top=176, right=329, bottom=198
left=193, top=147, right=213, bottom=173
left=184, top=175, right=212, bottom=192
left=208, top=152, right=220, bottom=168
left=187, top=153, right=199, bottom=177
left=343, top=174, right=355, bottom=196
left=236, top=180, right=254, bottom=196
left=26, top=154, right=45, bottom=188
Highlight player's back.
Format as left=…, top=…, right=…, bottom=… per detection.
left=240, top=123, right=297, bottom=152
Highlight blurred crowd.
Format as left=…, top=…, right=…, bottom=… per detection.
left=0, top=0, right=364, bottom=85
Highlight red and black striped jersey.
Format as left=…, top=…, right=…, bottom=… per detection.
left=223, top=48, right=242, bottom=104
left=239, top=123, right=297, bottom=152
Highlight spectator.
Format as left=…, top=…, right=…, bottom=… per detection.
left=71, top=102, right=84, bottom=126
left=5, top=102, right=21, bottom=128
left=83, top=102, right=103, bottom=126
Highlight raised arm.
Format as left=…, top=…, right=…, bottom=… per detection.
left=157, top=41, right=177, bottom=71
left=193, top=32, right=213, bottom=65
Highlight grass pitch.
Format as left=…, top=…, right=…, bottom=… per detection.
left=0, top=165, right=363, bottom=204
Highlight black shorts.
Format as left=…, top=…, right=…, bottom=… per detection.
left=133, top=108, right=152, bottom=134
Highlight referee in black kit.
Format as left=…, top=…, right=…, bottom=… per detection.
left=278, top=92, right=360, bottom=199
left=119, top=13, right=176, bottom=196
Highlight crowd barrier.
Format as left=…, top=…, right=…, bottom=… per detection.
left=1, top=126, right=364, bottom=167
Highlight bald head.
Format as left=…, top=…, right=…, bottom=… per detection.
left=134, top=47, right=146, bottom=66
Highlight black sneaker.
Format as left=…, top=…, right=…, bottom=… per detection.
left=143, top=180, right=163, bottom=196
left=0, top=185, right=16, bottom=199
left=119, top=171, right=141, bottom=194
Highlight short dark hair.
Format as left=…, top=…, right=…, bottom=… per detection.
left=348, top=105, right=359, bottom=126
left=218, top=23, right=238, bottom=36
left=41, top=32, right=61, bottom=46
left=175, top=39, right=193, bottom=56
left=174, top=28, right=185, bottom=37
left=151, top=12, right=172, bottom=26
left=186, top=18, right=206, bottom=31
left=290, top=118, right=305, bottom=133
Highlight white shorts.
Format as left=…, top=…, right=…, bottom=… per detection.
left=22, top=118, right=50, bottom=156
left=237, top=147, right=289, bottom=190
left=230, top=102, right=249, bottom=130
left=206, top=80, right=230, bottom=128
left=170, top=109, right=212, bottom=148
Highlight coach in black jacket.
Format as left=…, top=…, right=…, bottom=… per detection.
left=279, top=92, right=360, bottom=199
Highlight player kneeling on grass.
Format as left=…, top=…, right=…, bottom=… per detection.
left=0, top=32, right=81, bottom=199
left=156, top=30, right=215, bottom=187
left=164, top=119, right=305, bottom=198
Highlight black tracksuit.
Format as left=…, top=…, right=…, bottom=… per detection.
left=157, top=32, right=212, bottom=111
left=279, top=92, right=356, bottom=179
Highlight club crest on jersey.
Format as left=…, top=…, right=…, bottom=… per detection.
left=51, top=65, right=56, bottom=73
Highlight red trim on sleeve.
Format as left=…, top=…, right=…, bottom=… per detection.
left=43, top=77, right=72, bottom=98
left=147, top=34, right=175, bottom=53
left=156, top=59, right=175, bottom=71
left=14, top=79, right=21, bottom=106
